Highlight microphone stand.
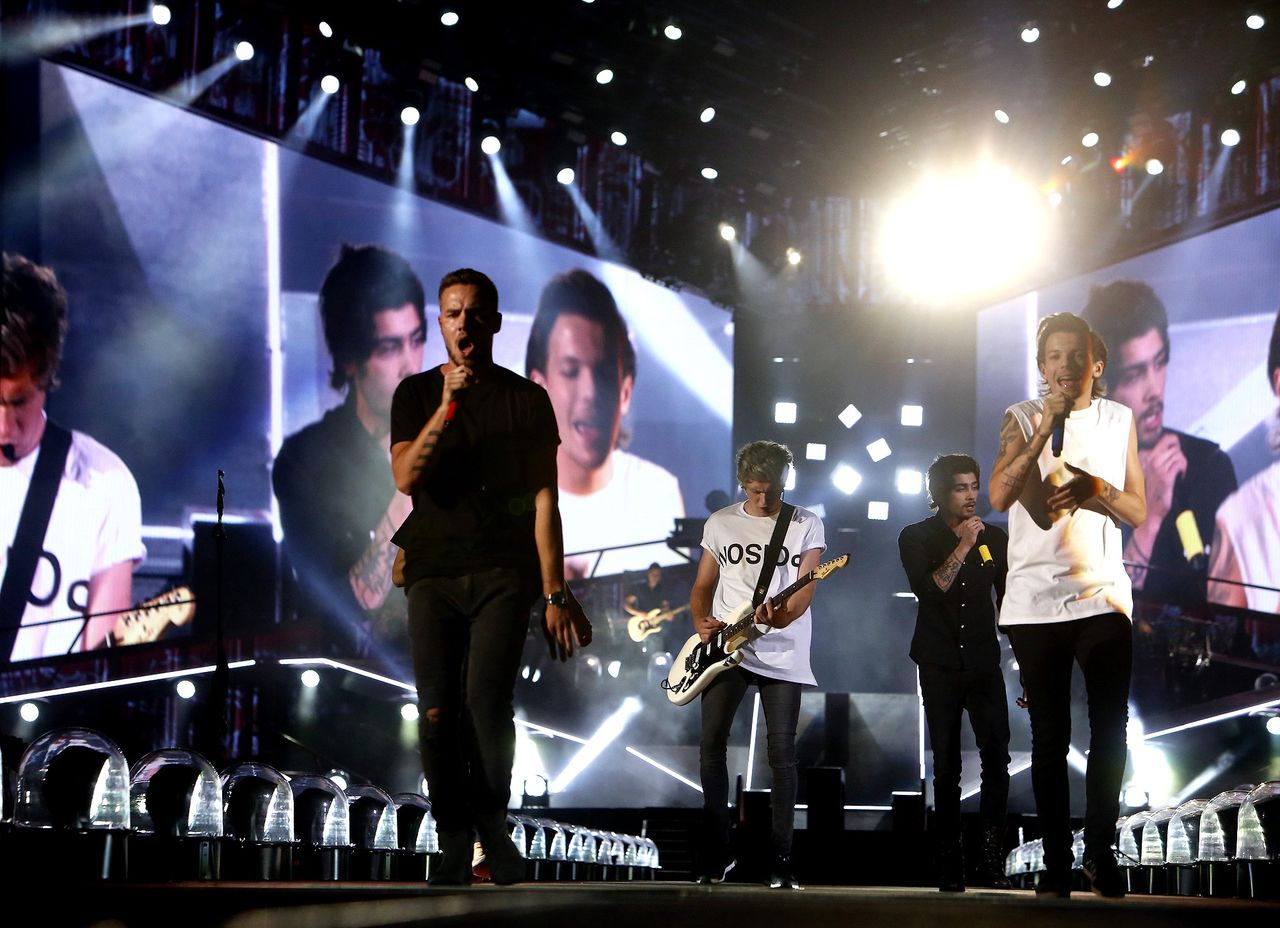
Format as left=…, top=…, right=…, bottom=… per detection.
left=199, top=471, right=230, bottom=765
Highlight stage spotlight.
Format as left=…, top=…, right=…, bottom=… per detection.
left=300, top=669, right=320, bottom=688
left=867, top=438, right=892, bottom=462
left=318, top=21, right=333, bottom=38
left=611, top=130, right=627, bottom=145
left=831, top=464, right=862, bottom=495
left=664, top=24, right=683, bottom=40
left=234, top=40, right=255, bottom=62
left=531, top=669, right=542, bottom=683
left=522, top=776, right=550, bottom=809
left=1221, top=128, right=1241, bottom=147
left=464, top=76, right=479, bottom=92
left=175, top=679, right=196, bottom=699
left=700, top=106, right=716, bottom=123
left=1093, top=71, right=1112, bottom=87
left=401, top=703, right=419, bottom=721
left=1020, top=25, right=1039, bottom=43
left=1267, top=715, right=1280, bottom=736
left=719, top=222, right=736, bottom=241
left=596, top=68, right=614, bottom=84
left=1107, top=0, right=1123, bottom=8
left=702, top=167, right=719, bottom=180
left=1232, top=79, right=1247, bottom=94
left=20, top=702, right=40, bottom=723
left=557, top=167, right=575, bottom=185
left=480, top=135, right=502, bottom=155
left=785, top=247, right=802, bottom=266
left=901, top=404, right=923, bottom=426
left=1246, top=14, right=1265, bottom=30
left=806, top=443, right=827, bottom=461
left=326, top=768, right=350, bottom=790
left=896, top=468, right=923, bottom=495
left=838, top=404, right=862, bottom=428
left=1145, top=158, right=1164, bottom=175
left=1048, top=191, right=1063, bottom=207
left=320, top=74, right=340, bottom=94
left=401, top=106, right=420, bottom=126
left=151, top=4, right=171, bottom=26
left=774, top=401, right=798, bottom=424
left=606, top=661, right=621, bottom=678
left=441, top=10, right=459, bottom=26
left=994, top=109, right=1010, bottom=124
left=1124, top=785, right=1150, bottom=808
left=1082, top=131, right=1099, bottom=148
left=868, top=501, right=889, bottom=521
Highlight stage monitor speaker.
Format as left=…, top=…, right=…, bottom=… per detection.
left=804, top=766, right=846, bottom=833
left=190, top=519, right=277, bottom=633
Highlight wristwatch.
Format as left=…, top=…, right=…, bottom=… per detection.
left=544, top=589, right=570, bottom=608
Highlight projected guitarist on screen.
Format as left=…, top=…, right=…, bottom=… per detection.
left=623, top=562, right=689, bottom=648
left=1, top=253, right=146, bottom=662
left=687, top=440, right=825, bottom=891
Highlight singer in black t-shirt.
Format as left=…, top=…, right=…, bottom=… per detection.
left=898, top=454, right=1011, bottom=893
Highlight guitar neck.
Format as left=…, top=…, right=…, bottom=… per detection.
left=725, top=568, right=818, bottom=637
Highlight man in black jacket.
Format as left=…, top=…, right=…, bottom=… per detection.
left=898, top=453, right=1011, bottom=892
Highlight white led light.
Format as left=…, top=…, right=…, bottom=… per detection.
left=1267, top=716, right=1280, bottom=736
left=175, top=679, right=196, bottom=699
left=19, top=702, right=39, bottom=723
left=805, top=443, right=827, bottom=461
left=464, top=76, right=479, bottom=92
left=480, top=135, right=501, bottom=155
left=866, top=438, right=892, bottom=462
left=994, top=109, right=1010, bottom=124
left=1082, top=131, right=1100, bottom=148
left=900, top=404, right=923, bottom=427
left=896, top=468, right=923, bottom=495
left=719, top=222, right=735, bottom=241
left=596, top=68, right=614, bottom=85
left=867, top=501, right=890, bottom=520
left=234, top=41, right=255, bottom=62
left=1107, top=0, right=1123, bottom=8
left=1221, top=128, right=1241, bottom=147
left=151, top=4, right=172, bottom=26
left=702, top=167, right=719, bottom=180
left=774, top=401, right=797, bottom=424
left=1020, top=26, right=1039, bottom=43
left=401, top=703, right=419, bottom=721
left=320, top=74, right=340, bottom=95
left=838, top=404, right=862, bottom=428
left=401, top=106, right=420, bottom=126
left=301, top=669, right=320, bottom=688
left=832, top=464, right=862, bottom=495
left=1231, top=79, right=1247, bottom=95
left=1246, top=14, right=1264, bottom=30
left=1094, top=71, right=1112, bottom=87
left=664, top=24, right=682, bottom=40
left=610, top=130, right=627, bottom=146
left=441, top=10, right=459, bottom=26
left=785, top=247, right=802, bottom=266
left=557, top=167, right=575, bottom=185
left=1145, top=158, right=1164, bottom=176
left=700, top=106, right=716, bottom=123
left=318, top=21, right=333, bottom=38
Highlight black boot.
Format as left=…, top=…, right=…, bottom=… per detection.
left=430, top=828, right=474, bottom=886
left=982, top=824, right=1012, bottom=889
left=937, top=838, right=965, bottom=892
left=475, top=813, right=525, bottom=885
left=768, top=853, right=802, bottom=890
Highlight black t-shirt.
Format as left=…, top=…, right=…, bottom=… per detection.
left=897, top=514, right=1008, bottom=671
left=1128, top=430, right=1237, bottom=606
left=390, top=364, right=559, bottom=584
left=272, top=395, right=393, bottom=626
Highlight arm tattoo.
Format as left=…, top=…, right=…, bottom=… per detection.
left=1103, top=482, right=1119, bottom=504
left=932, top=555, right=962, bottom=592
left=350, top=511, right=399, bottom=609
left=995, top=415, right=1020, bottom=463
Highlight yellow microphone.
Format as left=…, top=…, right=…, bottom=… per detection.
left=1175, top=510, right=1207, bottom=570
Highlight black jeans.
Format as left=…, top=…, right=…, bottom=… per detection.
left=700, top=666, right=802, bottom=857
left=1006, top=613, right=1132, bottom=874
left=407, top=566, right=537, bottom=832
left=918, top=662, right=1011, bottom=840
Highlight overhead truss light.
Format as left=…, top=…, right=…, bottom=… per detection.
left=831, top=464, right=862, bottom=495
left=234, top=41, right=255, bottom=62
left=664, top=24, right=683, bottom=40
left=867, top=438, right=892, bottom=463
left=557, top=167, right=575, bottom=185
left=1231, top=79, right=1247, bottom=95
left=774, top=401, right=797, bottom=424
left=318, top=21, right=333, bottom=38
left=401, top=106, right=420, bottom=126
left=1020, top=25, right=1039, bottom=43
left=1145, top=158, right=1164, bottom=176
left=610, top=130, right=627, bottom=146
left=1082, top=131, right=1100, bottom=148
left=867, top=501, right=890, bottom=520
left=718, top=222, right=736, bottom=241
left=320, top=74, right=340, bottom=95
left=1246, top=14, right=1265, bottom=30
left=838, top=404, right=862, bottom=429
left=151, top=4, right=171, bottom=26
left=901, top=405, right=923, bottom=427
left=1093, top=71, right=1112, bottom=87
left=480, top=135, right=502, bottom=155
left=702, top=167, right=719, bottom=180
left=700, top=106, right=716, bottom=123
left=464, top=76, right=479, bottom=92
left=441, top=10, right=460, bottom=26
left=806, top=443, right=827, bottom=461
left=596, top=68, right=614, bottom=85
left=1221, top=128, right=1241, bottom=147
left=994, top=109, right=1010, bottom=124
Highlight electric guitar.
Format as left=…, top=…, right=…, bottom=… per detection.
left=661, top=554, right=849, bottom=706
left=627, top=603, right=691, bottom=642
left=110, top=586, right=196, bottom=646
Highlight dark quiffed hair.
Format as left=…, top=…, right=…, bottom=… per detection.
left=1080, top=279, right=1168, bottom=382
left=926, top=453, right=980, bottom=511
left=438, top=267, right=499, bottom=310
left=319, top=244, right=425, bottom=391
left=1, top=253, right=69, bottom=390
left=1035, top=311, right=1106, bottom=399
left=736, top=440, right=793, bottom=487
left=525, top=268, right=635, bottom=381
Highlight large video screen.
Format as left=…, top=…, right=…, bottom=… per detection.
left=8, top=62, right=731, bottom=666
left=975, top=208, right=1280, bottom=640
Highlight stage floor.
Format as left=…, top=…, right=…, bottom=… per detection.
left=63, top=882, right=1280, bottom=928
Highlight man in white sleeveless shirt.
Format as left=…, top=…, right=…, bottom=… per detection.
left=988, top=312, right=1147, bottom=898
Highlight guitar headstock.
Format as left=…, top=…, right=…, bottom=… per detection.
left=812, top=554, right=849, bottom=579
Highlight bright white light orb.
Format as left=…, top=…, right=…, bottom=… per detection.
left=596, top=68, right=614, bottom=85
left=774, top=401, right=797, bottom=424
left=441, top=10, right=459, bottom=26
left=1145, top=158, right=1164, bottom=176
left=151, top=4, right=172, bottom=26
left=234, top=41, right=255, bottom=62
left=401, top=703, right=419, bottom=721
left=401, top=106, right=420, bottom=126
left=300, top=669, right=320, bottom=688
left=1221, top=128, right=1241, bottom=147
left=786, top=247, right=802, bottom=266
left=719, top=222, right=736, bottom=241
left=901, top=405, right=923, bottom=427
left=318, top=21, right=333, bottom=38
left=610, top=130, right=627, bottom=146
left=1267, top=715, right=1280, bottom=735
left=994, top=109, right=1010, bottom=124
left=700, top=106, right=716, bottom=123
left=1082, top=131, right=1100, bottom=148
left=867, top=438, right=892, bottom=462
left=480, top=135, right=501, bottom=155
left=1094, top=71, right=1112, bottom=87
left=19, top=702, right=39, bottom=723
left=464, top=76, right=479, bottom=92
left=557, top=167, right=575, bottom=185
left=176, top=679, right=196, bottom=699
left=896, top=468, right=923, bottom=494
left=1021, top=26, right=1039, bottom=43
left=320, top=74, right=340, bottom=95
left=664, top=24, right=683, bottom=40
left=867, top=501, right=890, bottom=520
left=831, top=464, right=862, bottom=495
left=1231, top=79, right=1247, bottom=95
left=702, top=167, right=719, bottom=180
left=1246, top=14, right=1265, bottom=30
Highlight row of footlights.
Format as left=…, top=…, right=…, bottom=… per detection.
left=0, top=727, right=661, bottom=882
left=1004, top=781, right=1280, bottom=899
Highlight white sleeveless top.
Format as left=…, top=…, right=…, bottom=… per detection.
left=1000, top=397, right=1133, bottom=625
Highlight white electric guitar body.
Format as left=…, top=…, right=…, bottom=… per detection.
left=661, top=555, right=848, bottom=706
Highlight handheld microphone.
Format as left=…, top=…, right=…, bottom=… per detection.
left=1175, top=510, right=1207, bottom=571
left=444, top=400, right=458, bottom=425
left=1050, top=415, right=1065, bottom=457
left=976, top=529, right=994, bottom=566
left=1, top=443, right=15, bottom=463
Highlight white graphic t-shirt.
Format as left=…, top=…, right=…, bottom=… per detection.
left=700, top=501, right=826, bottom=685
left=0, top=429, right=146, bottom=661
left=559, top=449, right=685, bottom=578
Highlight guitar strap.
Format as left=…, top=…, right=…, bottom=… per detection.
left=0, top=421, right=73, bottom=659
left=752, top=502, right=795, bottom=609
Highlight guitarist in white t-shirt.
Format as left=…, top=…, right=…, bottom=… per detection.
left=690, top=440, right=825, bottom=890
